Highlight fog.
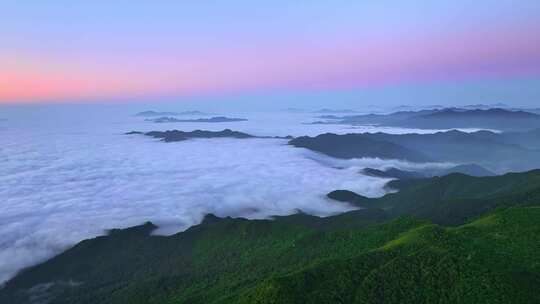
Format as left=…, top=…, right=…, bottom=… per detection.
left=0, top=104, right=476, bottom=283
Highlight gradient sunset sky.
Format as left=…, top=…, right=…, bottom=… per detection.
left=1, top=1, right=540, bottom=105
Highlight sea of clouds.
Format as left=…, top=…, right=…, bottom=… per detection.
left=0, top=106, right=463, bottom=284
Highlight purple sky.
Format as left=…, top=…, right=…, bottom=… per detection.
left=1, top=1, right=539, bottom=104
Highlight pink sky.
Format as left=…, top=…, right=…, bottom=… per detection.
left=1, top=23, right=539, bottom=102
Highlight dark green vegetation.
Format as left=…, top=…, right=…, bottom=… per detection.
left=127, top=129, right=293, bottom=142
left=289, top=129, right=540, bottom=172
left=289, top=133, right=430, bottom=162
left=361, top=164, right=495, bottom=180
left=2, top=170, right=540, bottom=303
left=314, top=108, right=540, bottom=131
left=329, top=169, right=540, bottom=225
left=362, top=167, right=426, bottom=180
left=130, top=129, right=254, bottom=142
left=431, top=164, right=496, bottom=177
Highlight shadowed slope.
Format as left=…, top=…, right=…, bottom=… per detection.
left=289, top=133, right=430, bottom=162
left=289, top=130, right=540, bottom=172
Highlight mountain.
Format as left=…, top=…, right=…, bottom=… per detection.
left=313, top=109, right=437, bottom=124
left=431, top=164, right=495, bottom=177
left=145, top=116, right=247, bottom=123
left=332, top=169, right=540, bottom=225
left=313, top=108, right=540, bottom=131
left=361, top=167, right=425, bottom=180
left=127, top=129, right=295, bottom=142
left=527, top=108, right=540, bottom=114
left=289, top=133, right=430, bottom=162
left=289, top=130, right=540, bottom=173
left=3, top=170, right=540, bottom=303
left=144, top=117, right=181, bottom=123
left=129, top=129, right=254, bottom=142
left=243, top=206, right=540, bottom=304
left=391, top=104, right=445, bottom=111
left=462, top=103, right=510, bottom=110
left=326, top=190, right=372, bottom=207
left=418, top=108, right=540, bottom=127
left=490, top=128, right=540, bottom=150
left=361, top=165, right=494, bottom=180
left=422, top=108, right=536, bottom=118
left=358, top=130, right=540, bottom=172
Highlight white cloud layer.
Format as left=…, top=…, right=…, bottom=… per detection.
left=0, top=107, right=473, bottom=284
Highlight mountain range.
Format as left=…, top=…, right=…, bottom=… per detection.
left=127, top=129, right=254, bottom=142
left=289, top=133, right=430, bottom=162
left=3, top=170, right=540, bottom=303
left=313, top=108, right=540, bottom=131
left=361, top=164, right=495, bottom=180
left=289, top=129, right=540, bottom=172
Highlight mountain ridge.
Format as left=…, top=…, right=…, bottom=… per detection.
left=2, top=170, right=540, bottom=303
left=312, top=108, right=540, bottom=131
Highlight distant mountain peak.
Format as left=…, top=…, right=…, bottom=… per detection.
left=130, top=129, right=254, bottom=142
left=426, top=108, right=540, bottom=118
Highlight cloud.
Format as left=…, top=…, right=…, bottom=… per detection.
left=307, top=153, right=457, bottom=172
left=0, top=135, right=389, bottom=283
left=0, top=109, right=465, bottom=284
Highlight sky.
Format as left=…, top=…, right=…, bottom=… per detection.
left=1, top=1, right=540, bottom=106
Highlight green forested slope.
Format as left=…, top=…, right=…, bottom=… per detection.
left=240, top=207, right=540, bottom=304
left=333, top=169, right=540, bottom=225
left=2, top=171, right=540, bottom=304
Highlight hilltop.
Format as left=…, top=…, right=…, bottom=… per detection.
left=289, top=133, right=431, bottom=162
left=126, top=129, right=254, bottom=142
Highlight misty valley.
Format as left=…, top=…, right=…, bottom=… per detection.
left=1, top=105, right=540, bottom=303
